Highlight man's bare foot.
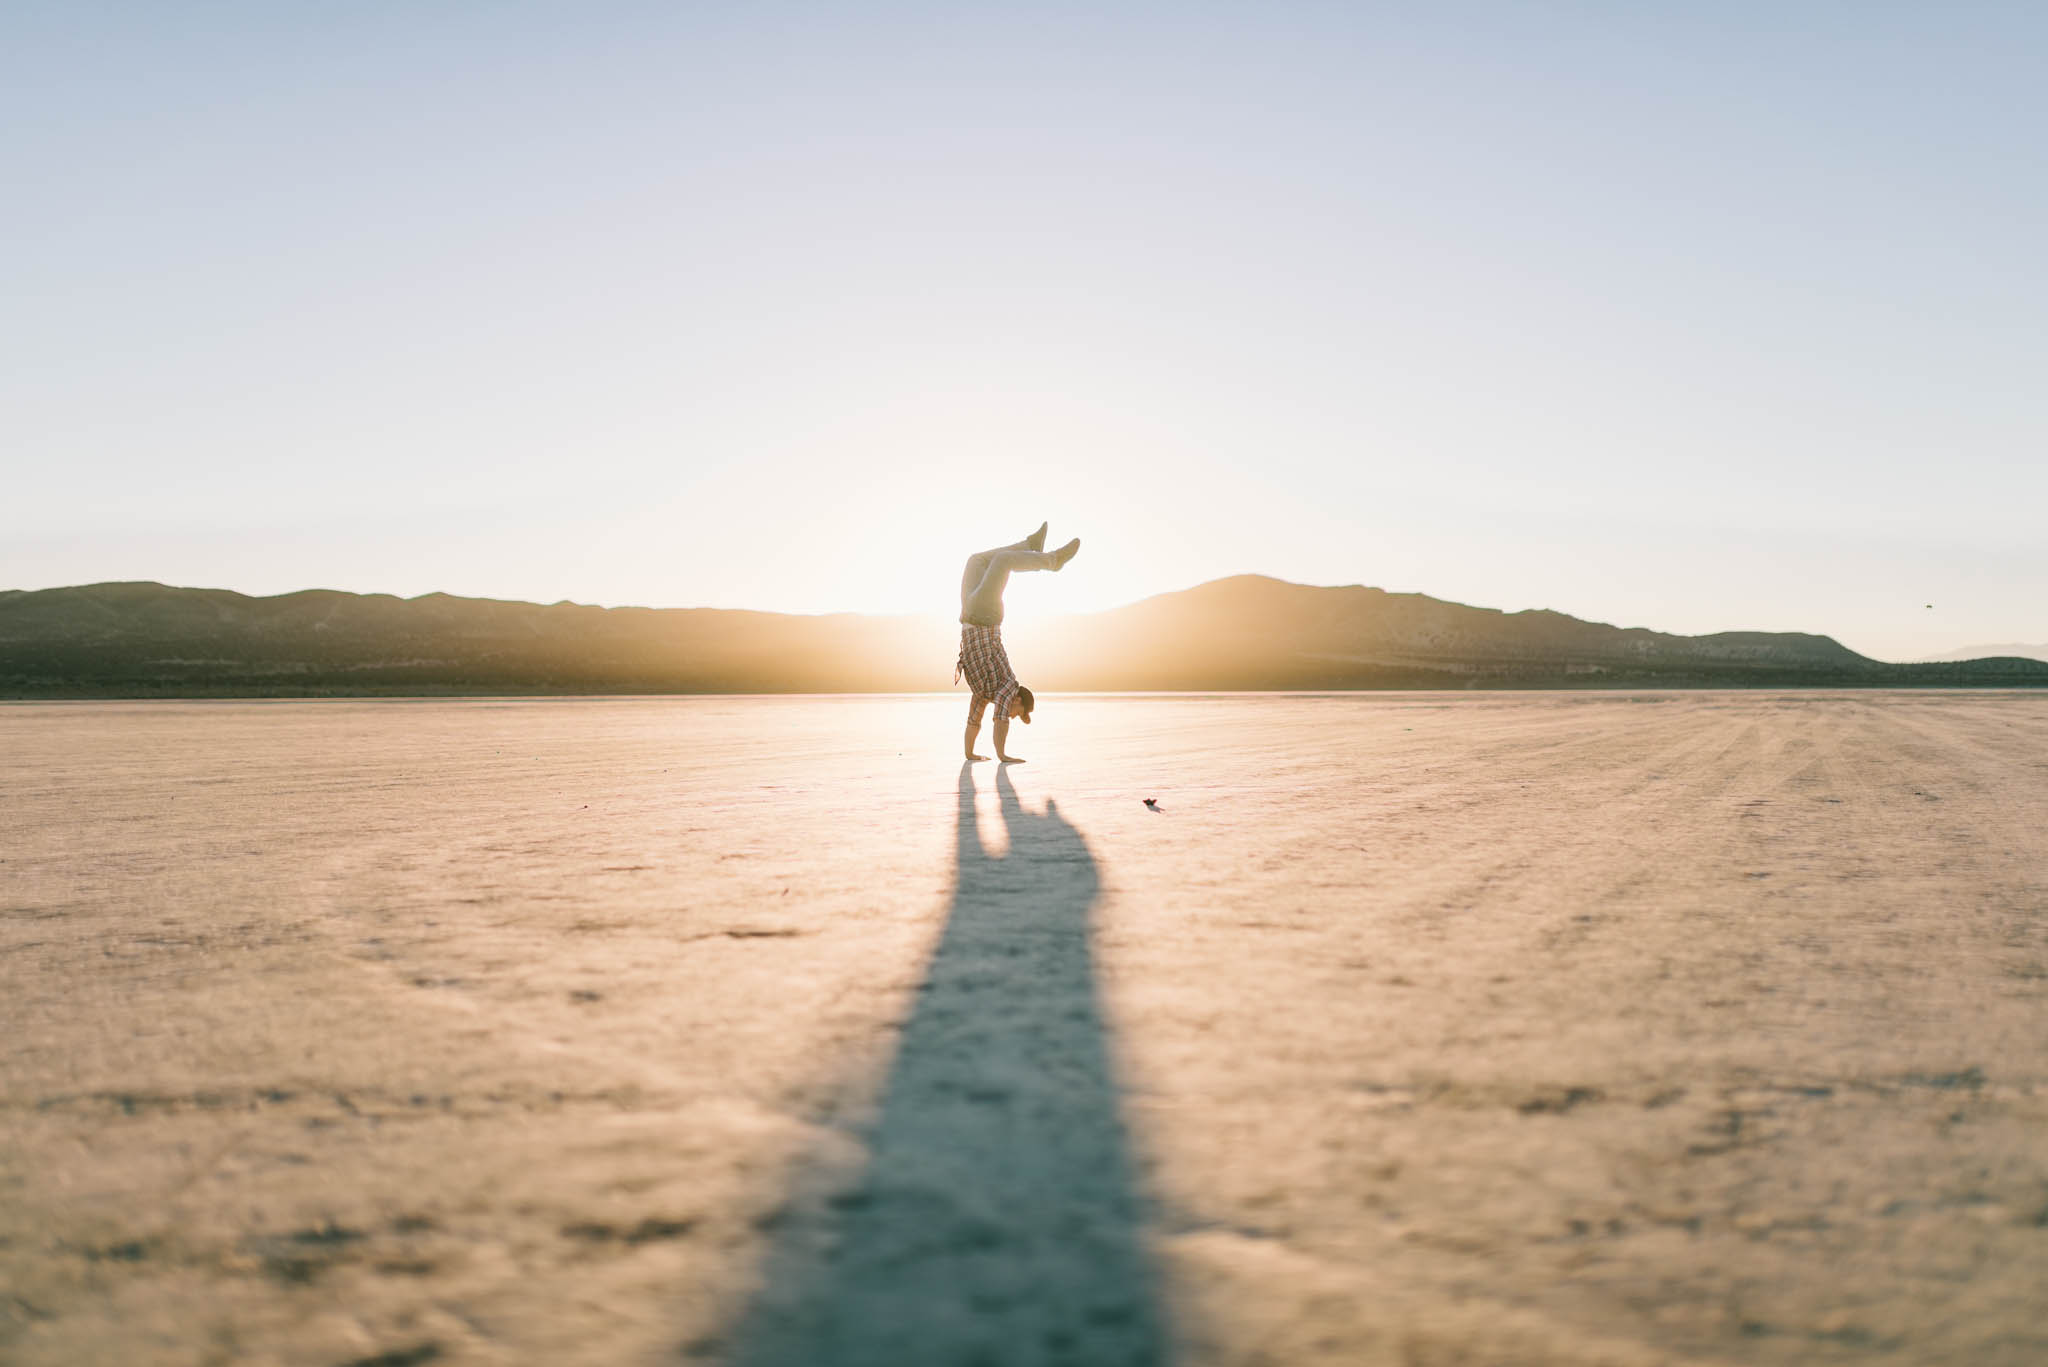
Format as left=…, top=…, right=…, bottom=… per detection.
left=998, top=755, right=1026, bottom=763
left=968, top=753, right=991, bottom=761
left=1052, top=537, right=1080, bottom=569
left=1025, top=521, right=1048, bottom=552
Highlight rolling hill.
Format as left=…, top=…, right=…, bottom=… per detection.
left=3, top=577, right=2044, bottom=696
left=1920, top=643, right=2048, bottom=665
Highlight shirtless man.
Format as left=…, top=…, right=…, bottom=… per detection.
left=956, top=522, right=1080, bottom=762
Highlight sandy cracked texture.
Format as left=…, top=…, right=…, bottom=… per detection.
left=3, top=692, right=2046, bottom=1366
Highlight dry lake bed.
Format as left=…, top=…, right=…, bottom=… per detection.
left=4, top=692, right=2047, bottom=1366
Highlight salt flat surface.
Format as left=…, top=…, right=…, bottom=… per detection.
left=4, top=692, right=2048, bottom=1366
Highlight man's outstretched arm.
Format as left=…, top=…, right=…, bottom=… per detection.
left=964, top=721, right=989, bottom=761
left=992, top=713, right=1022, bottom=762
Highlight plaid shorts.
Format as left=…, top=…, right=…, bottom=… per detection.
left=956, top=624, right=1019, bottom=725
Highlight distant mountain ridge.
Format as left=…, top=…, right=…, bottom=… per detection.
left=1008, top=576, right=1878, bottom=690
left=1920, top=643, right=2048, bottom=665
left=3, top=577, right=2044, bottom=696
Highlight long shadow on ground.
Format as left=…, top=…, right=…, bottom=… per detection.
left=720, top=762, right=1167, bottom=1366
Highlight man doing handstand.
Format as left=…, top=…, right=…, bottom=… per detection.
left=956, top=522, right=1080, bottom=762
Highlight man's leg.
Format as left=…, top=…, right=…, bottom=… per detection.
left=962, top=546, right=1064, bottom=624
left=959, top=524, right=1049, bottom=620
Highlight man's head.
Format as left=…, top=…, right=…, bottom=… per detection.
left=1008, top=685, right=1034, bottom=723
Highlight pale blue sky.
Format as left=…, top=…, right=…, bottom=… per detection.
left=5, top=2, right=2042, bottom=660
